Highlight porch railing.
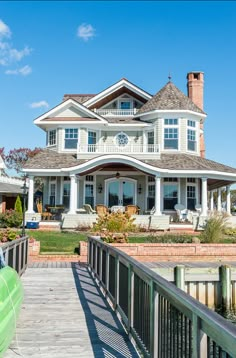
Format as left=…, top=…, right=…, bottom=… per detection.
left=94, top=108, right=137, bottom=116
left=1, top=236, right=28, bottom=276
left=78, top=144, right=160, bottom=154
left=88, top=236, right=236, bottom=358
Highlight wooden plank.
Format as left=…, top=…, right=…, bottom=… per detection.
left=5, top=263, right=138, bottom=358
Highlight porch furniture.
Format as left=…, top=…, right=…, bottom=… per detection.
left=125, top=205, right=140, bottom=215
left=48, top=206, right=65, bottom=220
left=195, top=204, right=202, bottom=215
left=96, top=205, right=109, bottom=216
left=174, top=204, right=187, bottom=222
left=110, top=205, right=125, bottom=213
left=83, top=204, right=96, bottom=214
left=37, top=203, right=52, bottom=221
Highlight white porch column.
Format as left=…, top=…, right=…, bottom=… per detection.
left=226, top=185, right=231, bottom=215
left=217, top=188, right=222, bottom=212
left=154, top=175, right=161, bottom=216
left=68, top=174, right=77, bottom=214
left=26, top=175, right=35, bottom=213
left=201, top=177, right=208, bottom=216
left=210, top=190, right=214, bottom=211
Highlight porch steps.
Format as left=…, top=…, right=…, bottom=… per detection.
left=38, top=221, right=61, bottom=231
left=169, top=224, right=195, bottom=233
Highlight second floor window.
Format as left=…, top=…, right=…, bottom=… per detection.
left=147, top=131, right=154, bottom=152
left=187, top=129, right=196, bottom=151
left=164, top=128, right=178, bottom=149
left=88, top=131, right=97, bottom=152
left=65, top=128, right=78, bottom=149
left=48, top=130, right=56, bottom=146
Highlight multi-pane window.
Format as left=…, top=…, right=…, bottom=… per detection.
left=88, top=131, right=97, bottom=152
left=164, top=128, right=178, bottom=149
left=164, top=178, right=178, bottom=182
left=49, top=183, right=56, bottom=206
left=48, top=130, right=56, bottom=146
left=187, top=178, right=196, bottom=183
left=147, top=184, right=155, bottom=210
left=148, top=176, right=155, bottom=182
left=147, top=131, right=154, bottom=152
left=164, top=118, right=178, bottom=125
left=120, top=101, right=131, bottom=109
left=187, top=120, right=196, bottom=127
left=187, top=185, right=196, bottom=210
left=115, top=132, right=129, bottom=147
left=63, top=182, right=70, bottom=209
left=85, top=184, right=94, bottom=208
left=163, top=184, right=178, bottom=210
left=85, top=175, right=94, bottom=182
left=65, top=128, right=78, bottom=149
left=187, top=129, right=196, bottom=151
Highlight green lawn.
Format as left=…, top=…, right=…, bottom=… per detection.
left=27, top=230, right=87, bottom=254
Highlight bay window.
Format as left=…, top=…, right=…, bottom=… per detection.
left=65, top=128, right=78, bottom=149
left=164, top=119, right=178, bottom=150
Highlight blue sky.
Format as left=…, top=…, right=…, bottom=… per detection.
left=0, top=1, right=236, bottom=168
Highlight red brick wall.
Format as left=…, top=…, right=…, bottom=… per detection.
left=80, top=241, right=236, bottom=262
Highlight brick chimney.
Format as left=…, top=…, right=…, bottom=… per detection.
left=187, top=72, right=205, bottom=157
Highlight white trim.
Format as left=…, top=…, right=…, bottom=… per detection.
left=83, top=79, right=152, bottom=107
left=34, top=98, right=108, bottom=124
left=104, top=177, right=137, bottom=207
left=135, top=109, right=206, bottom=119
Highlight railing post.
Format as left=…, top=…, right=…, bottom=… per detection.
left=90, top=241, right=94, bottom=271
left=115, top=255, right=119, bottom=309
left=150, top=280, right=159, bottom=357
left=94, top=243, right=98, bottom=276
left=99, top=245, right=102, bottom=282
left=174, top=265, right=185, bottom=290
left=192, top=314, right=207, bottom=358
left=106, top=251, right=109, bottom=292
left=13, top=242, right=16, bottom=271
left=220, top=265, right=232, bottom=310
left=18, top=241, right=22, bottom=275
left=128, top=264, right=134, bottom=334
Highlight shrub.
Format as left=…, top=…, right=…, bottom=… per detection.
left=0, top=209, right=23, bottom=228
left=92, top=211, right=137, bottom=243
left=146, top=233, right=193, bottom=243
left=0, top=228, right=20, bottom=242
left=200, top=213, right=227, bottom=243
left=14, top=195, right=22, bottom=213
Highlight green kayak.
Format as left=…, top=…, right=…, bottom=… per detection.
left=0, top=266, right=23, bottom=357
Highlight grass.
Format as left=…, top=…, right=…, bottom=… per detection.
left=27, top=230, right=87, bottom=254
left=25, top=229, right=236, bottom=255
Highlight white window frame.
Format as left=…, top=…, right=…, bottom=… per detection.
left=83, top=176, right=96, bottom=208
left=64, top=128, right=79, bottom=151
left=186, top=178, right=198, bottom=210
left=187, top=119, right=197, bottom=152
left=162, top=179, right=180, bottom=211
left=163, top=118, right=179, bottom=151
left=47, top=129, right=57, bottom=147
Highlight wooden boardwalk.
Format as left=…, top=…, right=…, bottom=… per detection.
left=5, top=263, right=138, bottom=358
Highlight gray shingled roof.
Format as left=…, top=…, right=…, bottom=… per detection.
left=23, top=149, right=236, bottom=175
left=138, top=82, right=205, bottom=115
left=63, top=95, right=95, bottom=104
left=23, top=149, right=84, bottom=170
left=145, top=154, right=236, bottom=174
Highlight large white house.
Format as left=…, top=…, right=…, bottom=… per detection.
left=23, top=72, right=236, bottom=228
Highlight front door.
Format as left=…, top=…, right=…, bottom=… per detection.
left=106, top=179, right=136, bottom=207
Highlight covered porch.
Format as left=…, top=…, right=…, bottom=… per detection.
left=24, top=154, right=236, bottom=230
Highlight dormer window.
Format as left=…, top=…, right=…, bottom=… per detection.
left=120, top=101, right=131, bottom=109
left=115, top=132, right=129, bottom=147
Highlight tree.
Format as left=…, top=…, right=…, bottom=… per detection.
left=4, top=147, right=42, bottom=173
left=14, top=195, right=23, bottom=213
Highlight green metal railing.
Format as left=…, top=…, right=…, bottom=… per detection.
left=88, top=236, right=236, bottom=358
left=1, top=236, right=28, bottom=276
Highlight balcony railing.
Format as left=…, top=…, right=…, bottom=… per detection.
left=94, top=108, right=137, bottom=116
left=77, top=144, right=159, bottom=154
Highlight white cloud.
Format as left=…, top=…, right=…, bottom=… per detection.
left=29, top=101, right=49, bottom=109
left=77, top=23, right=95, bottom=41
left=0, top=19, right=32, bottom=70
left=5, top=65, right=32, bottom=76
left=0, top=19, right=11, bottom=39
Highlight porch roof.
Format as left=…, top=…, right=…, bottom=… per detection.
left=23, top=149, right=236, bottom=177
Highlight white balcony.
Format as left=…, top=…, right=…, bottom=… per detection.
left=77, top=144, right=160, bottom=159
left=94, top=108, right=137, bottom=116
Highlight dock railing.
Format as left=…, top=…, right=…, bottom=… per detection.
left=88, top=236, right=236, bottom=358
left=1, top=236, right=28, bottom=276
